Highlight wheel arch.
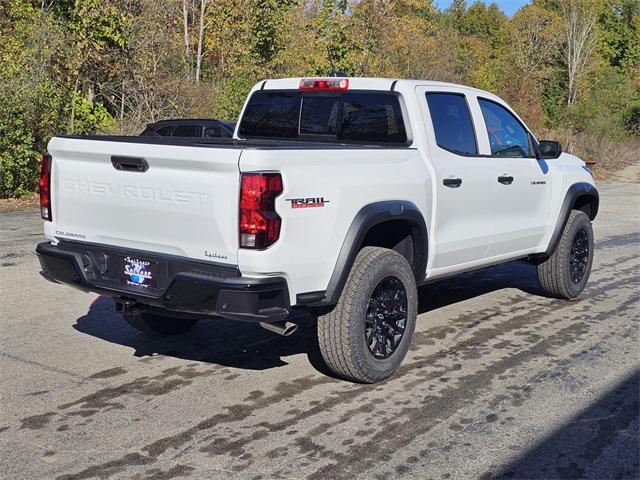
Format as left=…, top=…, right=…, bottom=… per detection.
left=544, top=182, right=599, bottom=257
left=297, top=201, right=428, bottom=307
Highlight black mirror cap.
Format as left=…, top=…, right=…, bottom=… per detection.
left=539, top=140, right=562, bottom=159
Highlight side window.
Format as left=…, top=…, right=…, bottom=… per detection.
left=426, top=93, right=477, bottom=155
left=156, top=126, right=173, bottom=136
left=146, top=125, right=173, bottom=136
left=478, top=99, right=531, bottom=157
left=172, top=125, right=202, bottom=137
left=204, top=125, right=223, bottom=138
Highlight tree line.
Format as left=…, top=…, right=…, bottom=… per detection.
left=1, top=0, right=638, bottom=198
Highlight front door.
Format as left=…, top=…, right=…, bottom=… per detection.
left=474, top=97, right=552, bottom=257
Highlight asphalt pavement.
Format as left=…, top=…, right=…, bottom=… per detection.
left=0, top=181, right=638, bottom=480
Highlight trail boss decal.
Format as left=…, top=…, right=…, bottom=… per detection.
left=286, top=197, right=330, bottom=209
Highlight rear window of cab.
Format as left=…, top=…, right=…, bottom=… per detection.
left=238, top=90, right=408, bottom=145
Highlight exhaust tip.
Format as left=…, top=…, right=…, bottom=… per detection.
left=281, top=323, right=298, bottom=336
left=259, top=321, right=299, bottom=337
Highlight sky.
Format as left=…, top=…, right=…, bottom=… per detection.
left=435, top=0, right=531, bottom=17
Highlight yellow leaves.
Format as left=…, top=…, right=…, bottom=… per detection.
left=374, top=17, right=439, bottom=78
left=455, top=35, right=490, bottom=84
left=346, top=0, right=449, bottom=79
left=509, top=4, right=562, bottom=76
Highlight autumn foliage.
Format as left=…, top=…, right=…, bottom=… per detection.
left=1, top=0, right=639, bottom=197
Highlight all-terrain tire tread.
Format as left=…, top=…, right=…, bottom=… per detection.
left=318, top=246, right=417, bottom=383
left=318, top=247, right=380, bottom=381
left=537, top=210, right=593, bottom=299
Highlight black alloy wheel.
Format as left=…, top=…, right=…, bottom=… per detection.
left=365, top=276, right=408, bottom=359
left=537, top=210, right=594, bottom=299
left=570, top=227, right=590, bottom=284
left=317, top=246, right=418, bottom=383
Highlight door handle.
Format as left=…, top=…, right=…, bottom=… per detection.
left=498, top=175, right=514, bottom=185
left=443, top=177, right=462, bottom=188
left=111, top=155, right=148, bottom=172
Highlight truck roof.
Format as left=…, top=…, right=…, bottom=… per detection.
left=148, top=118, right=234, bottom=125
left=260, top=77, right=494, bottom=97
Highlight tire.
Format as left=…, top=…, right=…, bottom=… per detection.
left=317, top=247, right=418, bottom=383
left=122, top=309, right=199, bottom=335
left=537, top=210, right=594, bottom=299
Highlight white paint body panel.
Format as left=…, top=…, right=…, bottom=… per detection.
left=45, top=137, right=241, bottom=265
left=45, top=78, right=596, bottom=305
left=238, top=147, right=429, bottom=297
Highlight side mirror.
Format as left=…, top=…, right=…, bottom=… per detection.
left=539, top=140, right=562, bottom=159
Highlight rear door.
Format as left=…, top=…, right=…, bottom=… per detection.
left=47, top=137, right=241, bottom=265
left=417, top=87, right=496, bottom=271
left=473, top=97, right=552, bottom=257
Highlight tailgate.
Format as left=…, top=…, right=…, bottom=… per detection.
left=46, top=137, right=241, bottom=265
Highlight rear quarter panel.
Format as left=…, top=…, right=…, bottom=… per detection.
left=238, top=147, right=430, bottom=303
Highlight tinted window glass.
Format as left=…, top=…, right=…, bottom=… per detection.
left=339, top=93, right=407, bottom=143
left=204, top=125, right=223, bottom=137
left=478, top=99, right=530, bottom=157
left=156, top=126, right=173, bottom=135
left=222, top=121, right=236, bottom=133
left=300, top=96, right=339, bottom=136
left=172, top=125, right=201, bottom=137
left=239, top=91, right=301, bottom=138
left=426, top=93, right=477, bottom=155
left=238, top=90, right=407, bottom=144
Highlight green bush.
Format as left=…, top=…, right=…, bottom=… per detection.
left=569, top=67, right=638, bottom=140
left=625, top=105, right=640, bottom=135
left=67, top=92, right=115, bottom=135
left=0, top=89, right=45, bottom=198
left=0, top=74, right=69, bottom=198
left=0, top=134, right=41, bottom=199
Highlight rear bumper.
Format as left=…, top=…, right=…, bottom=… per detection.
left=36, top=241, right=290, bottom=322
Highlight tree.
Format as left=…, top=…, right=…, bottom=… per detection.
left=454, top=1, right=508, bottom=56
left=195, top=0, right=207, bottom=82
left=509, top=4, right=562, bottom=77
left=120, top=0, right=199, bottom=125
left=1, top=0, right=639, bottom=198
left=252, top=0, right=295, bottom=64
left=347, top=0, right=457, bottom=79
left=560, top=0, right=600, bottom=106
left=599, top=0, right=640, bottom=70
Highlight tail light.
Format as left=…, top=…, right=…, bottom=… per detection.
left=39, top=154, right=52, bottom=221
left=299, top=78, right=349, bottom=91
left=239, top=173, right=283, bottom=249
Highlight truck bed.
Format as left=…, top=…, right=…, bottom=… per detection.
left=58, top=135, right=415, bottom=150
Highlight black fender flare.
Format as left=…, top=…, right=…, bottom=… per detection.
left=297, top=201, right=428, bottom=307
left=544, top=182, right=599, bottom=256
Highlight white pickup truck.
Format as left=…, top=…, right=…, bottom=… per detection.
left=37, top=77, right=598, bottom=383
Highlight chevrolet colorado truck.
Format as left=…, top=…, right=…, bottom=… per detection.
left=37, top=77, right=598, bottom=383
